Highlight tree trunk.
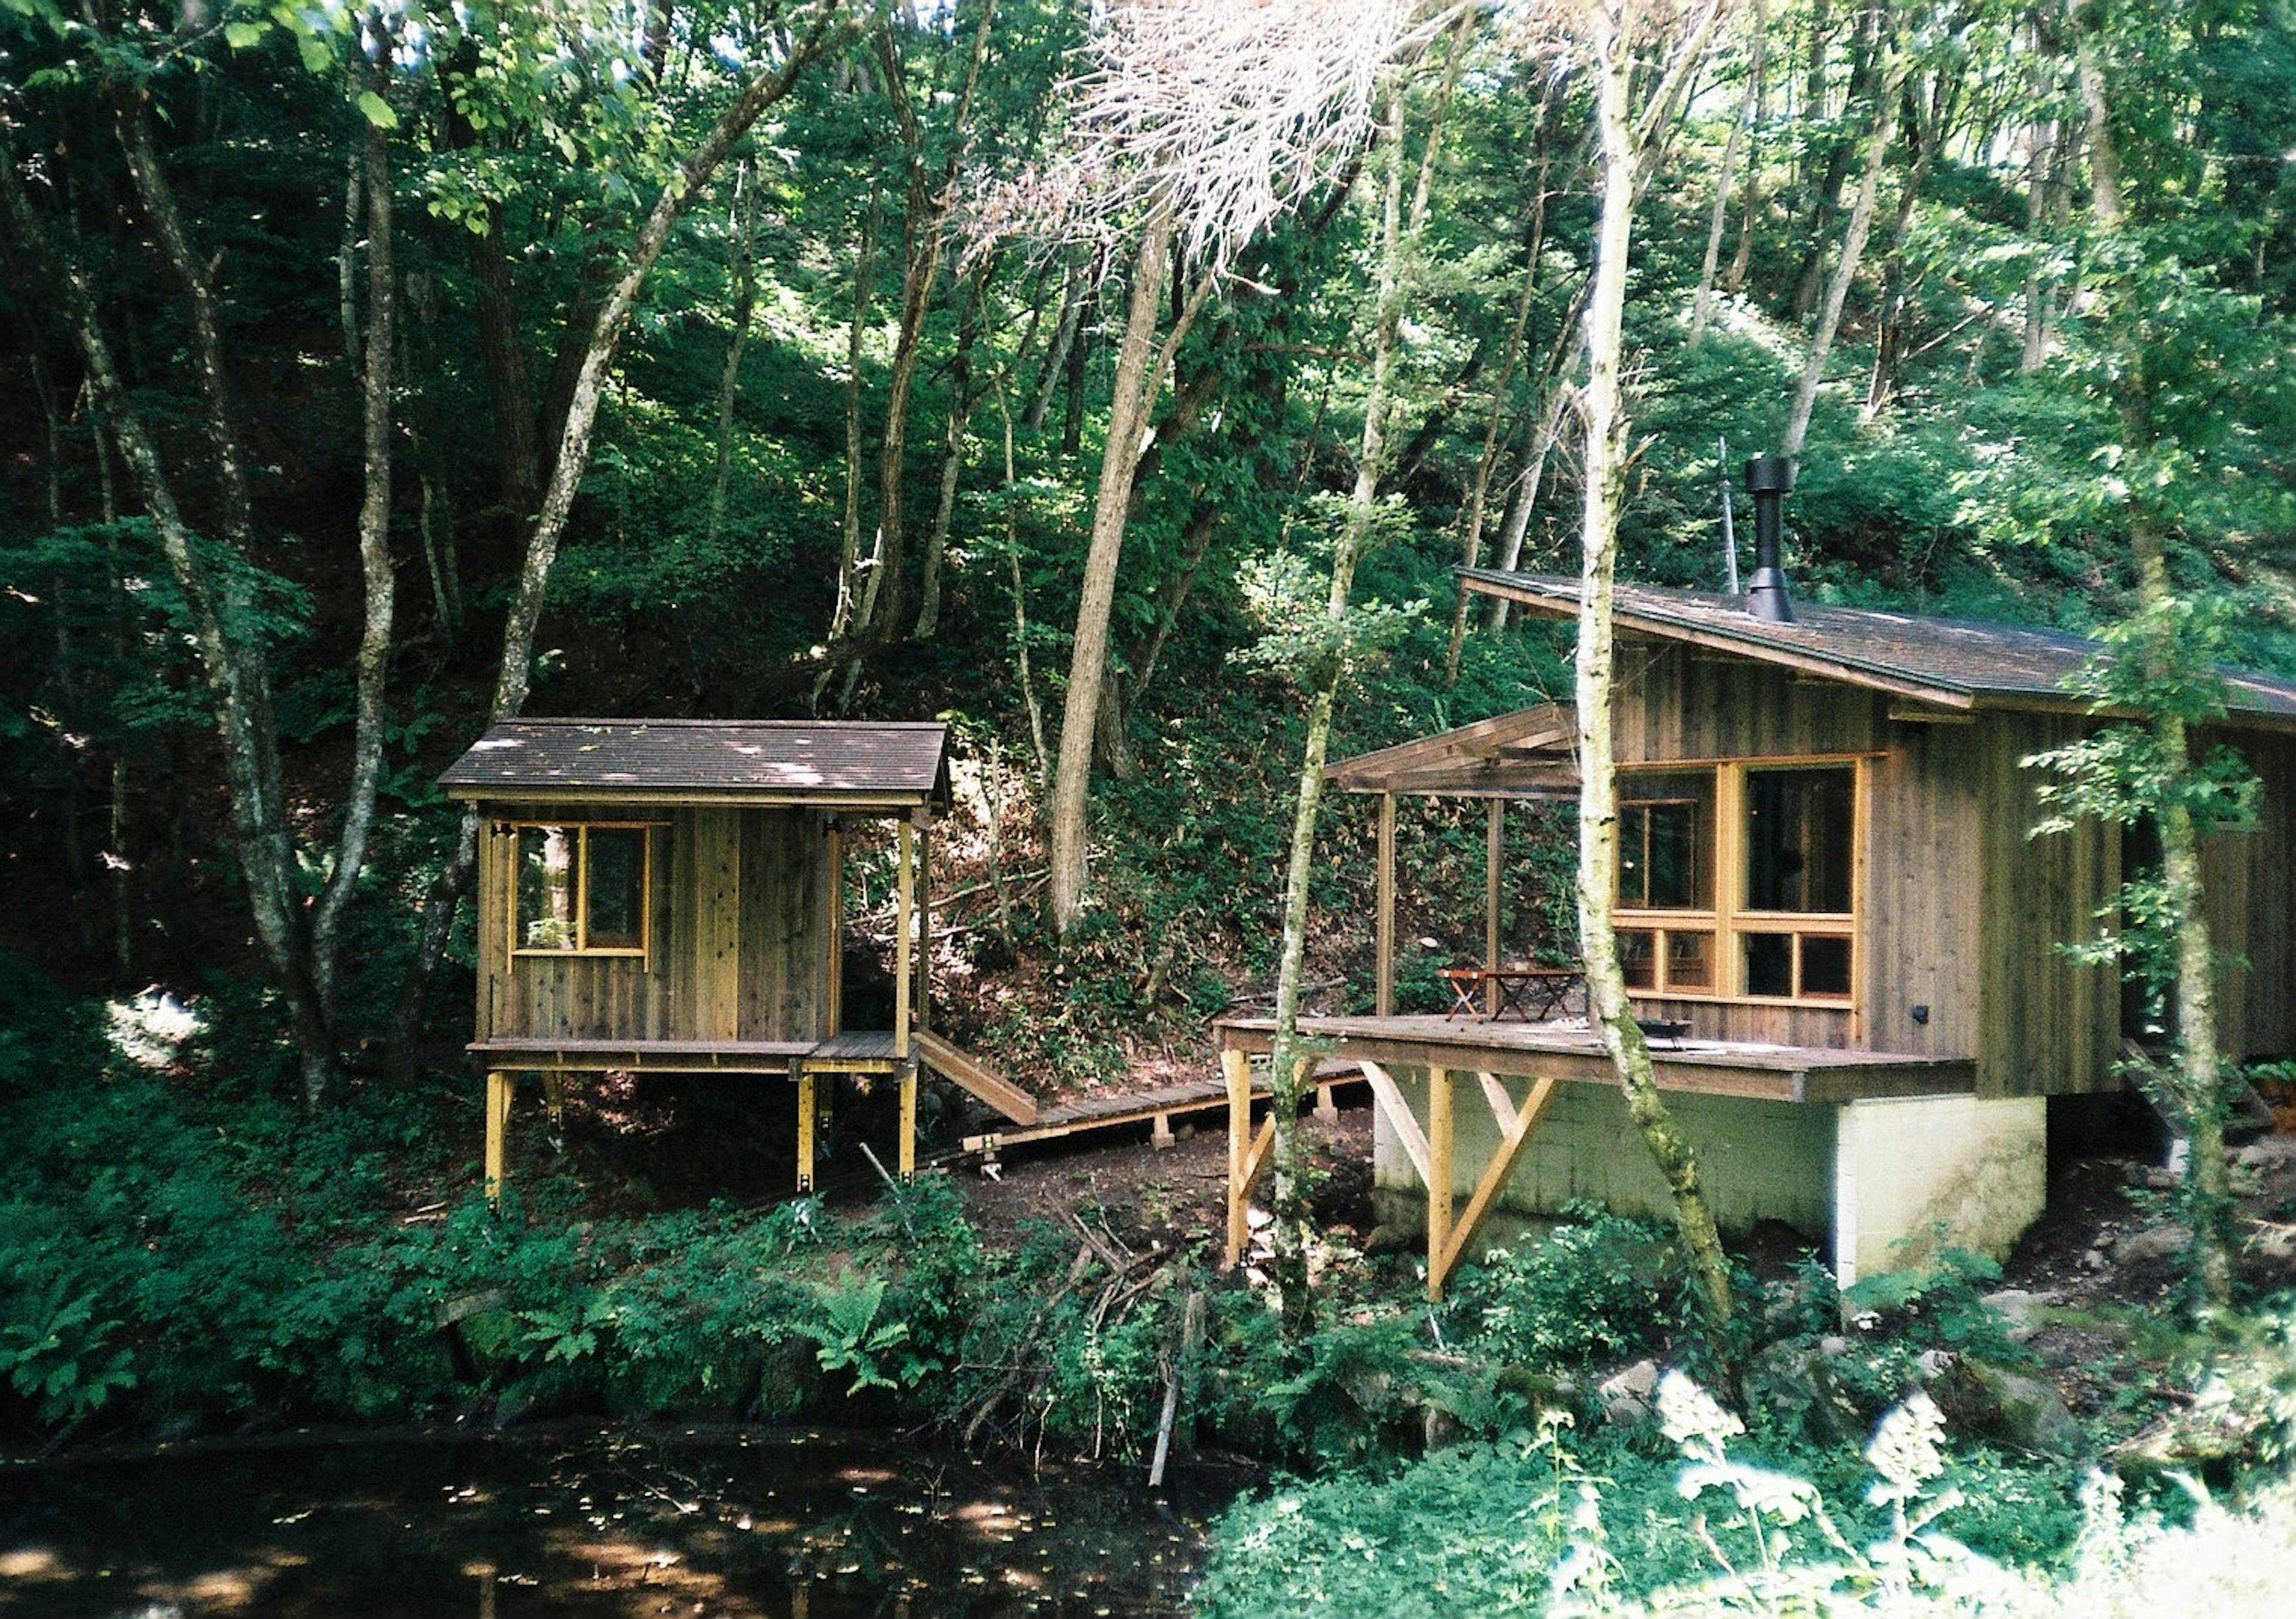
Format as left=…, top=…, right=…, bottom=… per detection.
left=1574, top=0, right=1738, bottom=1338
left=1861, top=75, right=1941, bottom=423
left=707, top=158, right=761, bottom=541
left=1691, top=0, right=1766, bottom=344
left=2072, top=1, right=2234, bottom=1308
left=914, top=265, right=987, bottom=641
left=310, top=73, right=399, bottom=1025
left=1046, top=207, right=1175, bottom=936
left=1782, top=36, right=1904, bottom=458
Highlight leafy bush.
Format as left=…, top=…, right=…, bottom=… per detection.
left=1446, top=1205, right=1682, bottom=1370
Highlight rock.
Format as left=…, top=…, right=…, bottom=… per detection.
left=1361, top=1223, right=1415, bottom=1257
left=1818, top=1334, right=1852, bottom=1358
left=1937, top=1359, right=2088, bottom=1458
left=2081, top=1247, right=2109, bottom=1272
left=2236, top=1137, right=2296, bottom=1170
left=1751, top=1342, right=1859, bottom=1447
left=1598, top=1358, right=1660, bottom=1427
left=2144, top=1168, right=2181, bottom=1192
left=2114, top=1224, right=2193, bottom=1266
left=1916, top=1348, right=1955, bottom=1380
left=1979, top=1287, right=2059, bottom=1344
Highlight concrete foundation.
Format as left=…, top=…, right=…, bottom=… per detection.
left=1369, top=1070, right=2046, bottom=1285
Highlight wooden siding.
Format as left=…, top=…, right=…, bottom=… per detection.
left=1975, top=713, right=2118, bottom=1098
left=476, top=802, right=828, bottom=1046
left=2203, top=727, right=2296, bottom=1060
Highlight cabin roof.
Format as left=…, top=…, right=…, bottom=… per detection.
left=1460, top=569, right=2296, bottom=726
left=439, top=719, right=951, bottom=808
left=1325, top=702, right=1579, bottom=797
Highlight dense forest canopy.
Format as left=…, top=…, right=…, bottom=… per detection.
left=2, top=0, right=2294, bottom=1090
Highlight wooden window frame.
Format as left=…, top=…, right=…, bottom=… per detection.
left=505, top=820, right=662, bottom=967
left=1614, top=756, right=1867, bottom=1010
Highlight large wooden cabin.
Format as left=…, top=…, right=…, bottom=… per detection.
left=439, top=719, right=1034, bottom=1201
left=1220, top=563, right=2296, bottom=1294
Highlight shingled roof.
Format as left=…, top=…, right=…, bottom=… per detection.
left=1461, top=570, right=2296, bottom=728
left=439, top=719, right=951, bottom=806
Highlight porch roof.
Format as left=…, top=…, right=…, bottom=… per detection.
left=1326, top=701, right=1578, bottom=797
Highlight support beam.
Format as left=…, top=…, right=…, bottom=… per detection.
left=897, top=1062, right=917, bottom=1181
left=1427, top=1065, right=1454, bottom=1303
left=1223, top=1046, right=1252, bottom=1267
left=894, top=818, right=915, bottom=1058
left=541, top=1070, right=566, bottom=1134
left=796, top=1070, right=817, bottom=1194
left=1485, top=800, right=1503, bottom=1015
left=1358, top=1059, right=1431, bottom=1190
left=485, top=1070, right=513, bottom=1208
left=1430, top=1073, right=1559, bottom=1298
left=1376, top=792, right=1396, bottom=1016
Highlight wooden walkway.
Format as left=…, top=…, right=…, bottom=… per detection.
left=960, top=1060, right=1363, bottom=1157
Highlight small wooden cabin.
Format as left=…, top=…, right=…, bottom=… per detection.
left=439, top=718, right=1034, bottom=1201
left=1222, top=570, right=2296, bottom=1291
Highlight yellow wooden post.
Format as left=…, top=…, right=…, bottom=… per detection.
left=540, top=1070, right=565, bottom=1132
left=796, top=1070, right=817, bottom=1194
left=1222, top=1046, right=1251, bottom=1268
left=897, top=1062, right=917, bottom=1181
left=894, top=819, right=914, bottom=1058
left=484, top=1070, right=512, bottom=1208
left=1426, top=1065, right=1453, bottom=1302
left=1376, top=792, right=1396, bottom=1016
left=1485, top=801, right=1503, bottom=1015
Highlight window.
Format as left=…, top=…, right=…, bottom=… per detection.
left=1614, top=759, right=1861, bottom=1006
left=1739, top=765, right=1855, bottom=1002
left=509, top=823, right=654, bottom=959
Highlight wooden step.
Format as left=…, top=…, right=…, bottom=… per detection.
left=914, top=1030, right=1037, bottom=1126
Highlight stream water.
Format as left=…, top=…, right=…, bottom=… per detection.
left=0, top=1424, right=1244, bottom=1618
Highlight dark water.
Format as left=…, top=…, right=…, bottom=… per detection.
left=0, top=1424, right=1239, bottom=1618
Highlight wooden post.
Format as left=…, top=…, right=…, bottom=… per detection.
left=796, top=1070, right=817, bottom=1194
left=894, top=818, right=914, bottom=1058
left=1376, top=792, right=1397, bottom=1016
left=826, top=818, right=844, bottom=1037
left=1222, top=1045, right=1251, bottom=1267
left=1485, top=800, right=1503, bottom=1015
left=897, top=1062, right=917, bottom=1181
left=484, top=1070, right=512, bottom=1208
left=540, top=1070, right=565, bottom=1133
left=1426, top=1065, right=1453, bottom=1303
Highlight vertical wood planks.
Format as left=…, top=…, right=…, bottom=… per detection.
left=1376, top=793, right=1396, bottom=1016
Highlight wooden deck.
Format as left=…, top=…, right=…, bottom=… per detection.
left=1213, top=1015, right=1974, bottom=1104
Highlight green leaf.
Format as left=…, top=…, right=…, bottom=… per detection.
left=297, top=31, right=329, bottom=73
left=224, top=19, right=264, bottom=48
left=356, top=90, right=398, bottom=131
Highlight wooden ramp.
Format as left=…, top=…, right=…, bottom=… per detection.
left=915, top=1030, right=1038, bottom=1126
left=960, top=1059, right=1361, bottom=1155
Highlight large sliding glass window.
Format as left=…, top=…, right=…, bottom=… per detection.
left=1614, top=759, right=1860, bottom=1006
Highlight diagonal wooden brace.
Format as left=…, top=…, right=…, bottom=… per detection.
left=1429, top=1071, right=1559, bottom=1299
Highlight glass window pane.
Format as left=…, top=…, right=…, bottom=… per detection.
left=1745, top=767, right=1854, bottom=914
left=585, top=827, right=647, bottom=949
left=1619, top=929, right=1656, bottom=991
left=1620, top=771, right=1714, bottom=909
left=1800, top=934, right=1852, bottom=998
left=1665, top=930, right=1714, bottom=991
left=517, top=825, right=578, bottom=951
left=1744, top=931, right=1793, bottom=997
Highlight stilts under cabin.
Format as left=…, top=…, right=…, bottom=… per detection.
left=438, top=718, right=1036, bottom=1204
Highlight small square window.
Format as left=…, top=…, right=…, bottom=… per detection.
left=511, top=823, right=653, bottom=958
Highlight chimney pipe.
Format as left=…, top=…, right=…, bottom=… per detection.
left=1744, top=454, right=1796, bottom=623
